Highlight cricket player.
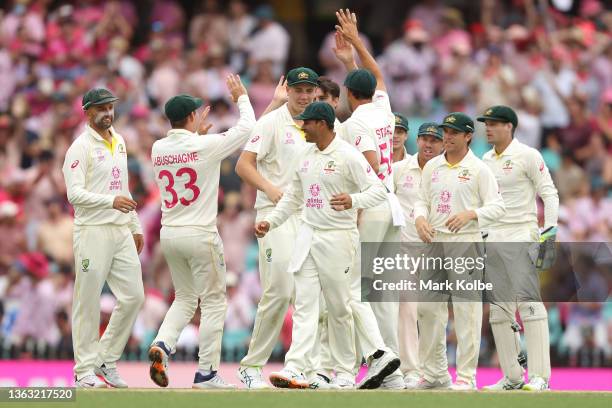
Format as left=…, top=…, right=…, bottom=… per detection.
left=254, top=102, right=388, bottom=389
left=147, top=75, right=255, bottom=389
left=392, top=121, right=445, bottom=388
left=62, top=88, right=145, bottom=388
left=235, top=67, right=319, bottom=388
left=479, top=106, right=559, bottom=391
left=334, top=9, right=404, bottom=389
left=391, top=112, right=409, bottom=163
left=414, top=112, right=506, bottom=390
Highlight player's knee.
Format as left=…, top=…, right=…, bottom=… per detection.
left=417, top=302, right=438, bottom=319
left=518, top=302, right=547, bottom=322
left=122, top=289, right=145, bottom=309
left=489, top=304, right=513, bottom=324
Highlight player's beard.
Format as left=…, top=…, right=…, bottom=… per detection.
left=94, top=111, right=114, bottom=130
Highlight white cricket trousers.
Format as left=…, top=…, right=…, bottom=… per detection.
left=355, top=202, right=401, bottom=357
left=72, top=224, right=144, bottom=378
left=154, top=227, right=227, bottom=371
left=240, top=212, right=299, bottom=367
left=418, top=232, right=483, bottom=384
left=398, top=232, right=424, bottom=377
left=284, top=228, right=357, bottom=377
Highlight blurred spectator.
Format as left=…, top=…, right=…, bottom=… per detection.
left=189, top=0, right=229, bottom=52
left=36, top=197, right=73, bottom=265
left=245, top=5, right=289, bottom=78
left=531, top=46, right=577, bottom=132
left=379, top=20, right=436, bottom=115
left=227, top=0, right=256, bottom=74
left=247, top=60, right=277, bottom=118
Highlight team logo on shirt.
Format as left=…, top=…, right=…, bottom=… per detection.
left=355, top=136, right=362, bottom=146
left=82, top=259, right=90, bottom=273
left=219, top=253, right=225, bottom=267
left=118, top=144, right=126, bottom=154
left=309, top=183, right=321, bottom=197
left=502, top=159, right=513, bottom=174
left=95, top=148, right=106, bottom=162
left=265, top=248, right=272, bottom=263
left=458, top=169, right=471, bottom=183
left=300, top=160, right=310, bottom=173
left=250, top=135, right=260, bottom=144
left=110, top=166, right=122, bottom=190
left=431, top=170, right=440, bottom=183
left=437, top=190, right=452, bottom=215
left=402, top=175, right=414, bottom=189
left=70, top=160, right=79, bottom=169
left=539, top=161, right=545, bottom=173
left=440, top=190, right=452, bottom=203
left=284, top=132, right=295, bottom=144
left=323, top=160, right=336, bottom=175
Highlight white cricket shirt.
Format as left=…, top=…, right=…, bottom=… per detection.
left=414, top=149, right=506, bottom=235
left=151, top=95, right=255, bottom=231
left=482, top=138, right=559, bottom=229
left=243, top=103, right=309, bottom=211
left=62, top=125, right=141, bottom=233
left=266, top=136, right=387, bottom=231
left=342, top=90, right=396, bottom=190
left=393, top=153, right=422, bottom=241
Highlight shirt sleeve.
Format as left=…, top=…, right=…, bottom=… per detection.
left=347, top=153, right=387, bottom=209
left=265, top=169, right=303, bottom=229
left=413, top=163, right=431, bottom=221
left=474, top=164, right=506, bottom=226
left=372, top=90, right=392, bottom=112
left=202, top=95, right=256, bottom=161
left=62, top=140, right=115, bottom=210
left=526, top=149, right=559, bottom=229
left=343, top=118, right=376, bottom=153
left=127, top=210, right=143, bottom=235
left=243, top=110, right=274, bottom=160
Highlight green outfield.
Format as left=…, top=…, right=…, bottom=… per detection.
left=3, top=390, right=610, bottom=408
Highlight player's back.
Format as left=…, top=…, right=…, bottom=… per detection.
left=343, top=90, right=395, bottom=190
left=152, top=129, right=226, bottom=231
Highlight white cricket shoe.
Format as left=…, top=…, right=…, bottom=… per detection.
left=415, top=377, right=451, bottom=390
left=482, top=377, right=525, bottom=391
left=522, top=376, right=549, bottom=391
left=94, top=364, right=128, bottom=388
left=357, top=351, right=401, bottom=389
left=148, top=342, right=170, bottom=387
left=269, top=368, right=309, bottom=389
left=404, top=373, right=421, bottom=389
left=309, top=373, right=340, bottom=390
left=450, top=379, right=477, bottom=391
left=381, top=370, right=406, bottom=389
left=332, top=374, right=356, bottom=389
left=237, top=366, right=270, bottom=389
left=193, top=371, right=236, bottom=389
left=75, top=373, right=107, bottom=388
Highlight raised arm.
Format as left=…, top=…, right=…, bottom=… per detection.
left=261, top=76, right=288, bottom=117
left=335, top=9, right=386, bottom=92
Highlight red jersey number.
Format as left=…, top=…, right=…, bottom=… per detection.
left=158, top=167, right=201, bottom=208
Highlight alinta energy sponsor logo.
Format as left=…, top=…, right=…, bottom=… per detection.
left=307, top=183, right=324, bottom=209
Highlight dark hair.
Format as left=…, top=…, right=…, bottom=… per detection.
left=171, top=118, right=189, bottom=128
left=317, top=77, right=340, bottom=99
left=347, top=87, right=374, bottom=100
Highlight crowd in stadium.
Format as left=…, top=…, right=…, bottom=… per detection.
left=0, top=0, right=609, bottom=369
